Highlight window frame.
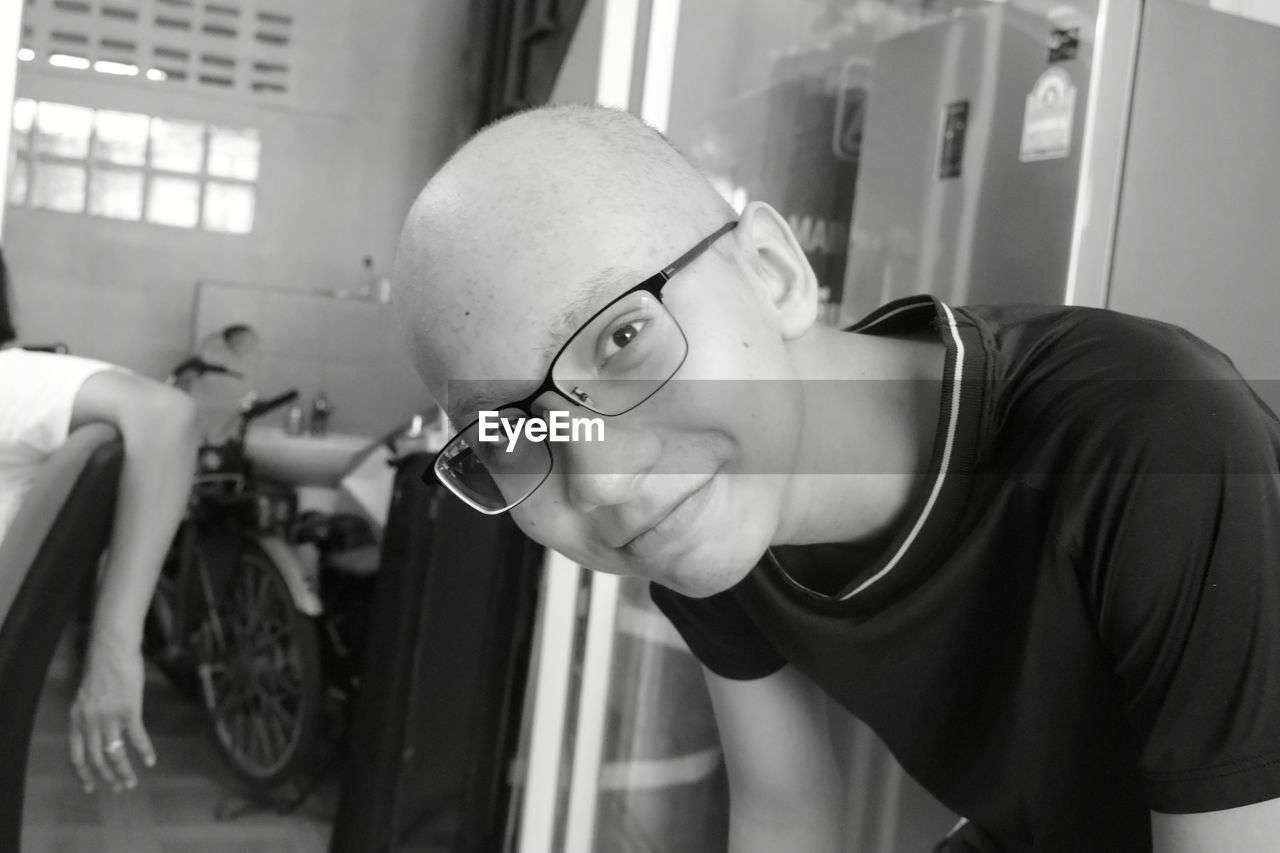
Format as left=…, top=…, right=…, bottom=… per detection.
left=8, top=97, right=259, bottom=235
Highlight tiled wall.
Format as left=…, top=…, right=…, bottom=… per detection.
left=191, top=279, right=430, bottom=439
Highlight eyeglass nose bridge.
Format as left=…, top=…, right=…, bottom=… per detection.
left=521, top=384, right=599, bottom=419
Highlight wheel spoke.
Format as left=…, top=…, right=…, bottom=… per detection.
left=269, top=709, right=290, bottom=756
left=247, top=620, right=290, bottom=654
left=264, top=667, right=301, bottom=696
left=205, top=666, right=252, bottom=717
left=257, top=684, right=298, bottom=729
left=249, top=571, right=273, bottom=627
left=215, top=682, right=253, bottom=716
left=231, top=710, right=248, bottom=760
left=251, top=712, right=273, bottom=765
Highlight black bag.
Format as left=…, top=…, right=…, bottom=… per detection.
left=329, top=454, right=541, bottom=853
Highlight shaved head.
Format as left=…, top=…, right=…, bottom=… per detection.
left=392, top=104, right=734, bottom=408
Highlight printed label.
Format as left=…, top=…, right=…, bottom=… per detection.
left=1020, top=67, right=1076, bottom=162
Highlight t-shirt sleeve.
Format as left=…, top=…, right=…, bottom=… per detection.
left=1075, top=361, right=1280, bottom=813
left=648, top=581, right=787, bottom=681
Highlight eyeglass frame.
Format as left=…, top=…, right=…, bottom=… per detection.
left=425, top=219, right=740, bottom=513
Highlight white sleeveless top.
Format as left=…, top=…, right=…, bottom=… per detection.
left=0, top=349, right=117, bottom=545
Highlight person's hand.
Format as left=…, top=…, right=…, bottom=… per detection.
left=68, top=635, right=156, bottom=793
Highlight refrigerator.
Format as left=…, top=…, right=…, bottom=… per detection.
left=844, top=0, right=1280, bottom=422
left=840, top=2, right=1094, bottom=317
left=511, top=2, right=1280, bottom=852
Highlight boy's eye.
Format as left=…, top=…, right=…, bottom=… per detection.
left=555, top=292, right=665, bottom=385
left=608, top=320, right=647, bottom=353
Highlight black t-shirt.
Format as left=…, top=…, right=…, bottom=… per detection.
left=651, top=296, right=1280, bottom=852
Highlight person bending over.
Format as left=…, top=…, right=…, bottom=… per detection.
left=0, top=250, right=198, bottom=793
left=390, top=104, right=1280, bottom=852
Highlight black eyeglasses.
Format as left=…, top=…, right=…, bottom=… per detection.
left=428, top=220, right=739, bottom=513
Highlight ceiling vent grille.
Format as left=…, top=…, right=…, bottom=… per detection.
left=18, top=0, right=296, bottom=98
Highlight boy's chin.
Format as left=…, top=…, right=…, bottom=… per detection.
left=657, top=552, right=759, bottom=599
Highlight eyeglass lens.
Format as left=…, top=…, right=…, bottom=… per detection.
left=552, top=289, right=688, bottom=415
left=435, top=407, right=548, bottom=511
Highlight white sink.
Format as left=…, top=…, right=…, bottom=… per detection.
left=244, top=425, right=372, bottom=487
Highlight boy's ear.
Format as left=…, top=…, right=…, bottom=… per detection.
left=736, top=201, right=819, bottom=340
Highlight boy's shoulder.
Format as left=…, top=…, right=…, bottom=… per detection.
left=959, top=302, right=1238, bottom=383
left=963, top=303, right=1276, bottom=478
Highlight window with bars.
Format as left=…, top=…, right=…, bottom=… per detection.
left=7, top=98, right=259, bottom=234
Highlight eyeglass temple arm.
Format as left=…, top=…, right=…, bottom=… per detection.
left=660, top=221, right=738, bottom=279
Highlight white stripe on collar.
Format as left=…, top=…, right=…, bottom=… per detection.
left=841, top=302, right=966, bottom=599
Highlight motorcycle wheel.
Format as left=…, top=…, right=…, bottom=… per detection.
left=193, top=541, right=327, bottom=792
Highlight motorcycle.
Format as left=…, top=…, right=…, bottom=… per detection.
left=147, top=354, right=439, bottom=802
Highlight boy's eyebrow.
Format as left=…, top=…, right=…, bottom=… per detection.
left=447, top=382, right=526, bottom=423
left=447, top=392, right=489, bottom=424
left=449, top=265, right=646, bottom=422
left=539, top=265, right=638, bottom=362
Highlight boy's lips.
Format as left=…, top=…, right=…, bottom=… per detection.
left=619, top=476, right=716, bottom=557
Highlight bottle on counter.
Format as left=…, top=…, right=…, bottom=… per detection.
left=310, top=393, right=330, bottom=437
left=285, top=403, right=305, bottom=436
left=362, top=256, right=393, bottom=304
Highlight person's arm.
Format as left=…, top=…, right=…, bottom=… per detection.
left=705, top=664, right=845, bottom=853
left=65, top=370, right=198, bottom=793
left=1151, top=799, right=1280, bottom=853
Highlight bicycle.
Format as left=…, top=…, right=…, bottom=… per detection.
left=145, top=385, right=332, bottom=795
left=148, top=360, right=436, bottom=802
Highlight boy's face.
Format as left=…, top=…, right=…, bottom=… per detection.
left=415, top=213, right=810, bottom=597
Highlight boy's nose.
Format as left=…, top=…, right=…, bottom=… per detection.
left=555, top=420, right=659, bottom=513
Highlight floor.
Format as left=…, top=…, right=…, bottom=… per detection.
left=23, top=637, right=336, bottom=853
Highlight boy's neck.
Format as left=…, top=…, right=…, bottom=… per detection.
left=774, top=323, right=946, bottom=547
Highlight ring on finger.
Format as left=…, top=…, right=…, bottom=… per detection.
left=105, top=739, right=125, bottom=754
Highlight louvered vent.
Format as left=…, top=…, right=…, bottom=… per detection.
left=18, top=0, right=295, bottom=97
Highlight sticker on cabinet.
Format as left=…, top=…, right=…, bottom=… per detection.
left=1020, top=67, right=1076, bottom=162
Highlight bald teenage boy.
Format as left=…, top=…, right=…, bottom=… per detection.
left=391, top=104, right=1280, bottom=853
